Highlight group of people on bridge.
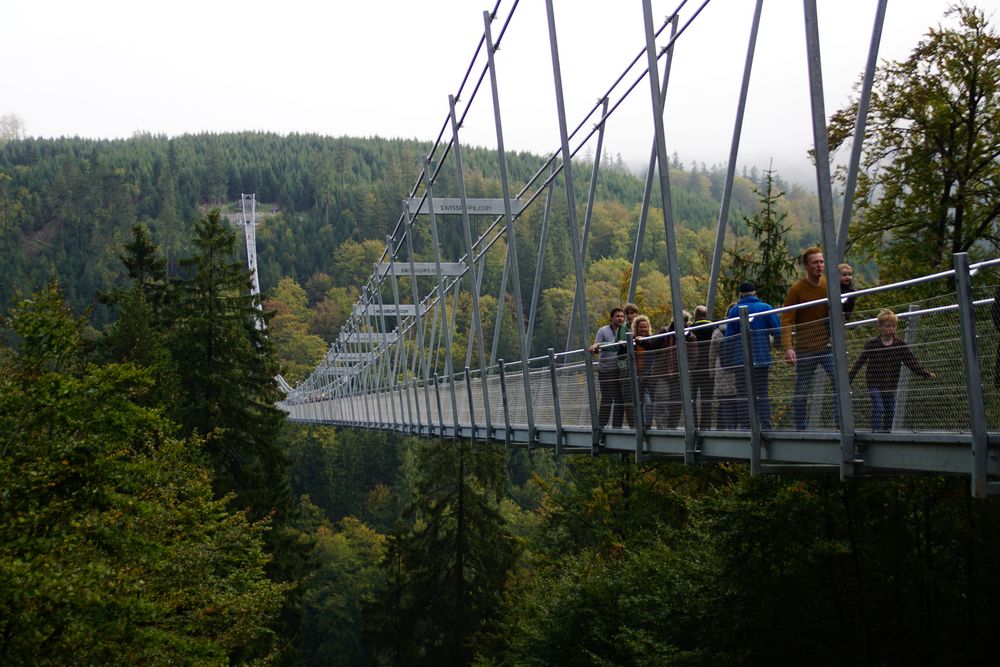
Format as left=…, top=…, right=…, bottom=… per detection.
left=589, top=246, right=935, bottom=433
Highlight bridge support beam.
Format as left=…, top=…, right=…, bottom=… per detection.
left=629, top=16, right=677, bottom=305
left=837, top=0, right=888, bottom=262
left=955, top=253, right=989, bottom=497
left=642, top=0, right=697, bottom=464
left=483, top=11, right=535, bottom=446
left=707, top=0, right=763, bottom=317
left=544, top=0, right=600, bottom=452
left=802, top=0, right=857, bottom=478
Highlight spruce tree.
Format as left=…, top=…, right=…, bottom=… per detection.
left=166, top=209, right=287, bottom=518
left=370, top=440, right=517, bottom=664
left=724, top=166, right=796, bottom=308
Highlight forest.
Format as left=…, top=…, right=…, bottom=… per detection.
left=2, top=5, right=1000, bottom=664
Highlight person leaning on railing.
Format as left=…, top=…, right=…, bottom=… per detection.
left=632, top=314, right=663, bottom=429
left=653, top=311, right=698, bottom=429
left=589, top=307, right=628, bottom=429
left=690, top=305, right=717, bottom=430
left=622, top=303, right=639, bottom=427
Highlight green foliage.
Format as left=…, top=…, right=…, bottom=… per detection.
left=0, top=132, right=818, bottom=347
left=498, top=456, right=1000, bottom=665
left=300, top=513, right=387, bottom=666
left=724, top=166, right=797, bottom=308
left=829, top=4, right=1000, bottom=285
left=166, top=209, right=288, bottom=519
left=369, top=440, right=517, bottom=665
left=0, top=282, right=285, bottom=664
left=286, top=425, right=406, bottom=530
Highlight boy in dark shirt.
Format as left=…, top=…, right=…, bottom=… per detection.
left=849, top=309, right=935, bottom=432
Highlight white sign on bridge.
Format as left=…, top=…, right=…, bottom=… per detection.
left=352, top=303, right=426, bottom=317
left=344, top=332, right=399, bottom=344
left=375, top=262, right=466, bottom=277
left=327, top=367, right=361, bottom=377
left=406, top=197, right=525, bottom=216
left=328, top=352, right=372, bottom=363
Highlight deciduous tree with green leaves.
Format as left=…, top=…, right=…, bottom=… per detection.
left=829, top=4, right=1000, bottom=282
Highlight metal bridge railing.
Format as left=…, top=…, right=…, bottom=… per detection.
left=281, top=255, right=1000, bottom=497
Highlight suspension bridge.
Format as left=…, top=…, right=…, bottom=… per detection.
left=275, top=0, right=1000, bottom=498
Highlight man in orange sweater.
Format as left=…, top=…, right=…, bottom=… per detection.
left=782, top=246, right=838, bottom=430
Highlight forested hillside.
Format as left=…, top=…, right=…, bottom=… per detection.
left=0, top=132, right=819, bottom=334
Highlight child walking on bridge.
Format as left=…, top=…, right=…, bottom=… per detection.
left=848, top=309, right=935, bottom=432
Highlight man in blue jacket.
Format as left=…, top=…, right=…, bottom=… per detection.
left=724, top=282, right=781, bottom=429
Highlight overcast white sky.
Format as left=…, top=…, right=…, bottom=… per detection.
left=2, top=0, right=960, bottom=185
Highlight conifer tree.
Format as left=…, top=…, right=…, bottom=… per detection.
left=369, top=440, right=517, bottom=664
left=724, top=166, right=796, bottom=308
left=166, top=209, right=288, bottom=518
left=0, top=282, right=285, bottom=663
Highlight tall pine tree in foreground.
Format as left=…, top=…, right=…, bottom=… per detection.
left=167, top=209, right=288, bottom=518
left=370, top=440, right=517, bottom=665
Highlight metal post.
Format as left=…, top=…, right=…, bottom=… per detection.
left=498, top=358, right=512, bottom=447
left=706, top=0, right=764, bottom=316
left=626, top=332, right=646, bottom=463
left=545, top=0, right=600, bottom=452
left=483, top=10, right=535, bottom=444
left=363, top=289, right=385, bottom=428
left=448, top=95, right=493, bottom=437
left=386, top=234, right=413, bottom=431
left=373, top=276, right=398, bottom=429
left=629, top=16, right=677, bottom=304
left=448, top=286, right=461, bottom=436
left=434, top=373, right=444, bottom=437
left=421, top=157, right=457, bottom=422
left=402, top=205, right=433, bottom=424
left=739, top=307, right=762, bottom=474
left=954, top=253, right=988, bottom=497
left=803, top=0, right=856, bottom=477
left=641, top=0, right=695, bottom=463
left=837, top=0, right=887, bottom=261
left=547, top=348, right=564, bottom=456
left=566, top=96, right=610, bottom=350
left=490, top=251, right=510, bottom=370
left=410, top=377, right=421, bottom=435
left=528, top=161, right=558, bottom=352
left=892, top=304, right=920, bottom=430
left=465, top=367, right=477, bottom=441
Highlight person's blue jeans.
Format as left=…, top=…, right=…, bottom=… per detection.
left=735, top=366, right=772, bottom=429
left=792, top=349, right=838, bottom=430
left=717, top=397, right=737, bottom=430
left=869, top=388, right=896, bottom=432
